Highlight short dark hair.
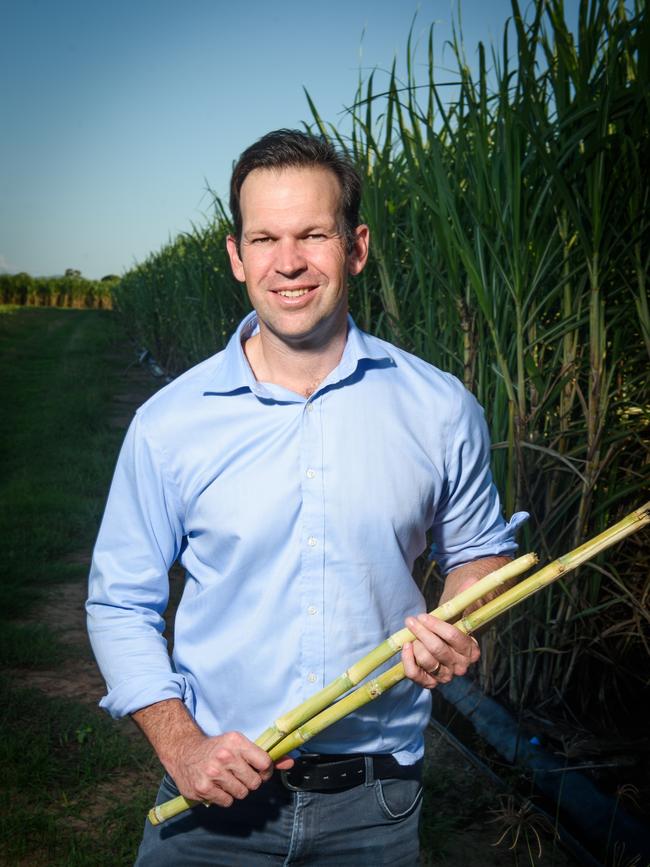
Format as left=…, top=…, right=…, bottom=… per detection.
left=229, top=129, right=362, bottom=251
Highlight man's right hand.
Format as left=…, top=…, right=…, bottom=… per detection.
left=131, top=698, right=294, bottom=807
left=169, top=729, right=294, bottom=807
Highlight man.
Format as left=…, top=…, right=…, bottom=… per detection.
left=87, top=130, right=525, bottom=866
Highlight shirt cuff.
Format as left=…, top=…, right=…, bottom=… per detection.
left=98, top=672, right=195, bottom=720
left=432, top=511, right=529, bottom=574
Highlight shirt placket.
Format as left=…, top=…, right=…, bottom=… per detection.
left=298, top=396, right=325, bottom=692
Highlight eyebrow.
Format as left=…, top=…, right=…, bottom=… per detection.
left=244, top=221, right=339, bottom=238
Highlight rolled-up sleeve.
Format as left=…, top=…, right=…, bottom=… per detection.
left=431, top=384, right=527, bottom=573
left=86, top=413, right=192, bottom=719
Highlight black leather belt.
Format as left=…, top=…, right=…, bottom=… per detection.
left=279, top=753, right=422, bottom=792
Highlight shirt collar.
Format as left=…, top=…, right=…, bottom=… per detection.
left=204, top=310, right=392, bottom=400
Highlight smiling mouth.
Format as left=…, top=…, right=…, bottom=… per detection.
left=278, top=288, right=309, bottom=298
left=273, top=286, right=316, bottom=298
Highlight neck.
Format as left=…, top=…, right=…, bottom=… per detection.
left=243, top=321, right=348, bottom=398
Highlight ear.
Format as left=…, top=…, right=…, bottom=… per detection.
left=347, top=224, right=370, bottom=276
left=226, top=235, right=246, bottom=283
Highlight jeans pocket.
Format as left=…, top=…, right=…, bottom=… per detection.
left=159, top=773, right=180, bottom=801
left=374, top=778, right=423, bottom=820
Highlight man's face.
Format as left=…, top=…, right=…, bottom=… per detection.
left=226, top=166, right=368, bottom=350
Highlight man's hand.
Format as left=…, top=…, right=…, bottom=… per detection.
left=168, top=729, right=294, bottom=807
left=402, top=554, right=511, bottom=688
left=402, top=614, right=479, bottom=688
left=131, top=698, right=293, bottom=807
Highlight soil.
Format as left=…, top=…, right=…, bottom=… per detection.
left=16, top=343, right=579, bottom=867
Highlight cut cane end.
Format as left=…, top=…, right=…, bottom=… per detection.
left=148, top=806, right=163, bottom=826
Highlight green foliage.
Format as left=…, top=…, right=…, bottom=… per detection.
left=112, top=221, right=249, bottom=374
left=0, top=271, right=115, bottom=309
left=312, top=0, right=650, bottom=724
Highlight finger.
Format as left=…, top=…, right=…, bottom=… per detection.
left=206, top=789, right=235, bottom=808
left=207, top=745, right=267, bottom=794
left=207, top=762, right=257, bottom=799
left=428, top=662, right=453, bottom=684
left=406, top=617, right=455, bottom=669
left=405, top=621, right=479, bottom=681
left=247, top=748, right=275, bottom=772
left=215, top=773, right=251, bottom=801
left=225, top=736, right=274, bottom=774
left=402, top=641, right=438, bottom=688
left=216, top=733, right=275, bottom=782
left=408, top=614, right=480, bottom=661
left=200, top=767, right=261, bottom=805
left=408, top=613, right=471, bottom=652
left=240, top=744, right=275, bottom=781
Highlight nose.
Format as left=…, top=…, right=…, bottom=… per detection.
left=274, top=237, right=307, bottom=277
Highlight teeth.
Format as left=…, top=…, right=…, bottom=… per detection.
left=278, top=289, right=310, bottom=298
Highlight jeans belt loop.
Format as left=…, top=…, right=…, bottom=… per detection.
left=363, top=755, right=375, bottom=787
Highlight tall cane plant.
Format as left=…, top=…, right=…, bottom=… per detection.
left=306, top=0, right=649, bottom=721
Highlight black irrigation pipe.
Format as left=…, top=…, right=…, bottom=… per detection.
left=427, top=715, right=603, bottom=867
left=437, top=676, right=650, bottom=867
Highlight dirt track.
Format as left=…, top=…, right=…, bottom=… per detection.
left=15, top=355, right=161, bottom=710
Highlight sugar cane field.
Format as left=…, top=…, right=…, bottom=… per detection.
left=2, top=0, right=649, bottom=864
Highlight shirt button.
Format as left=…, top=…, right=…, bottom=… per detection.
left=307, top=536, right=317, bottom=547
left=308, top=605, right=317, bottom=615
left=306, top=403, right=314, bottom=413
left=306, top=468, right=316, bottom=479
left=307, top=673, right=317, bottom=683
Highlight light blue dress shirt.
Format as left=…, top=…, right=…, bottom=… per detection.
left=87, top=312, right=526, bottom=763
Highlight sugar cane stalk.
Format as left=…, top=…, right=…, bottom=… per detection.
left=257, top=553, right=537, bottom=751
left=268, top=501, right=649, bottom=758
left=147, top=555, right=533, bottom=826
left=148, top=554, right=535, bottom=827
left=148, top=502, right=649, bottom=826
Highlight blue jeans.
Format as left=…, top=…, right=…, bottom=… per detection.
left=135, top=760, right=422, bottom=866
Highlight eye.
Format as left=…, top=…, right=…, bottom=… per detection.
left=250, top=236, right=272, bottom=245
left=305, top=233, right=327, bottom=241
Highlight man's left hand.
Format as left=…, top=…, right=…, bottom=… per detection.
left=401, top=555, right=511, bottom=688
left=401, top=613, right=480, bottom=688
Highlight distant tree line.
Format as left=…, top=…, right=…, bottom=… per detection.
left=0, top=270, right=117, bottom=309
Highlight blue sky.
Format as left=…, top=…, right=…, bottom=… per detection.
left=1, top=0, right=575, bottom=279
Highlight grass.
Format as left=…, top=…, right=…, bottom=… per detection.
left=0, top=308, right=125, bottom=621
left=0, top=677, right=158, bottom=866
left=0, top=622, right=66, bottom=669
left=0, top=307, right=162, bottom=865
